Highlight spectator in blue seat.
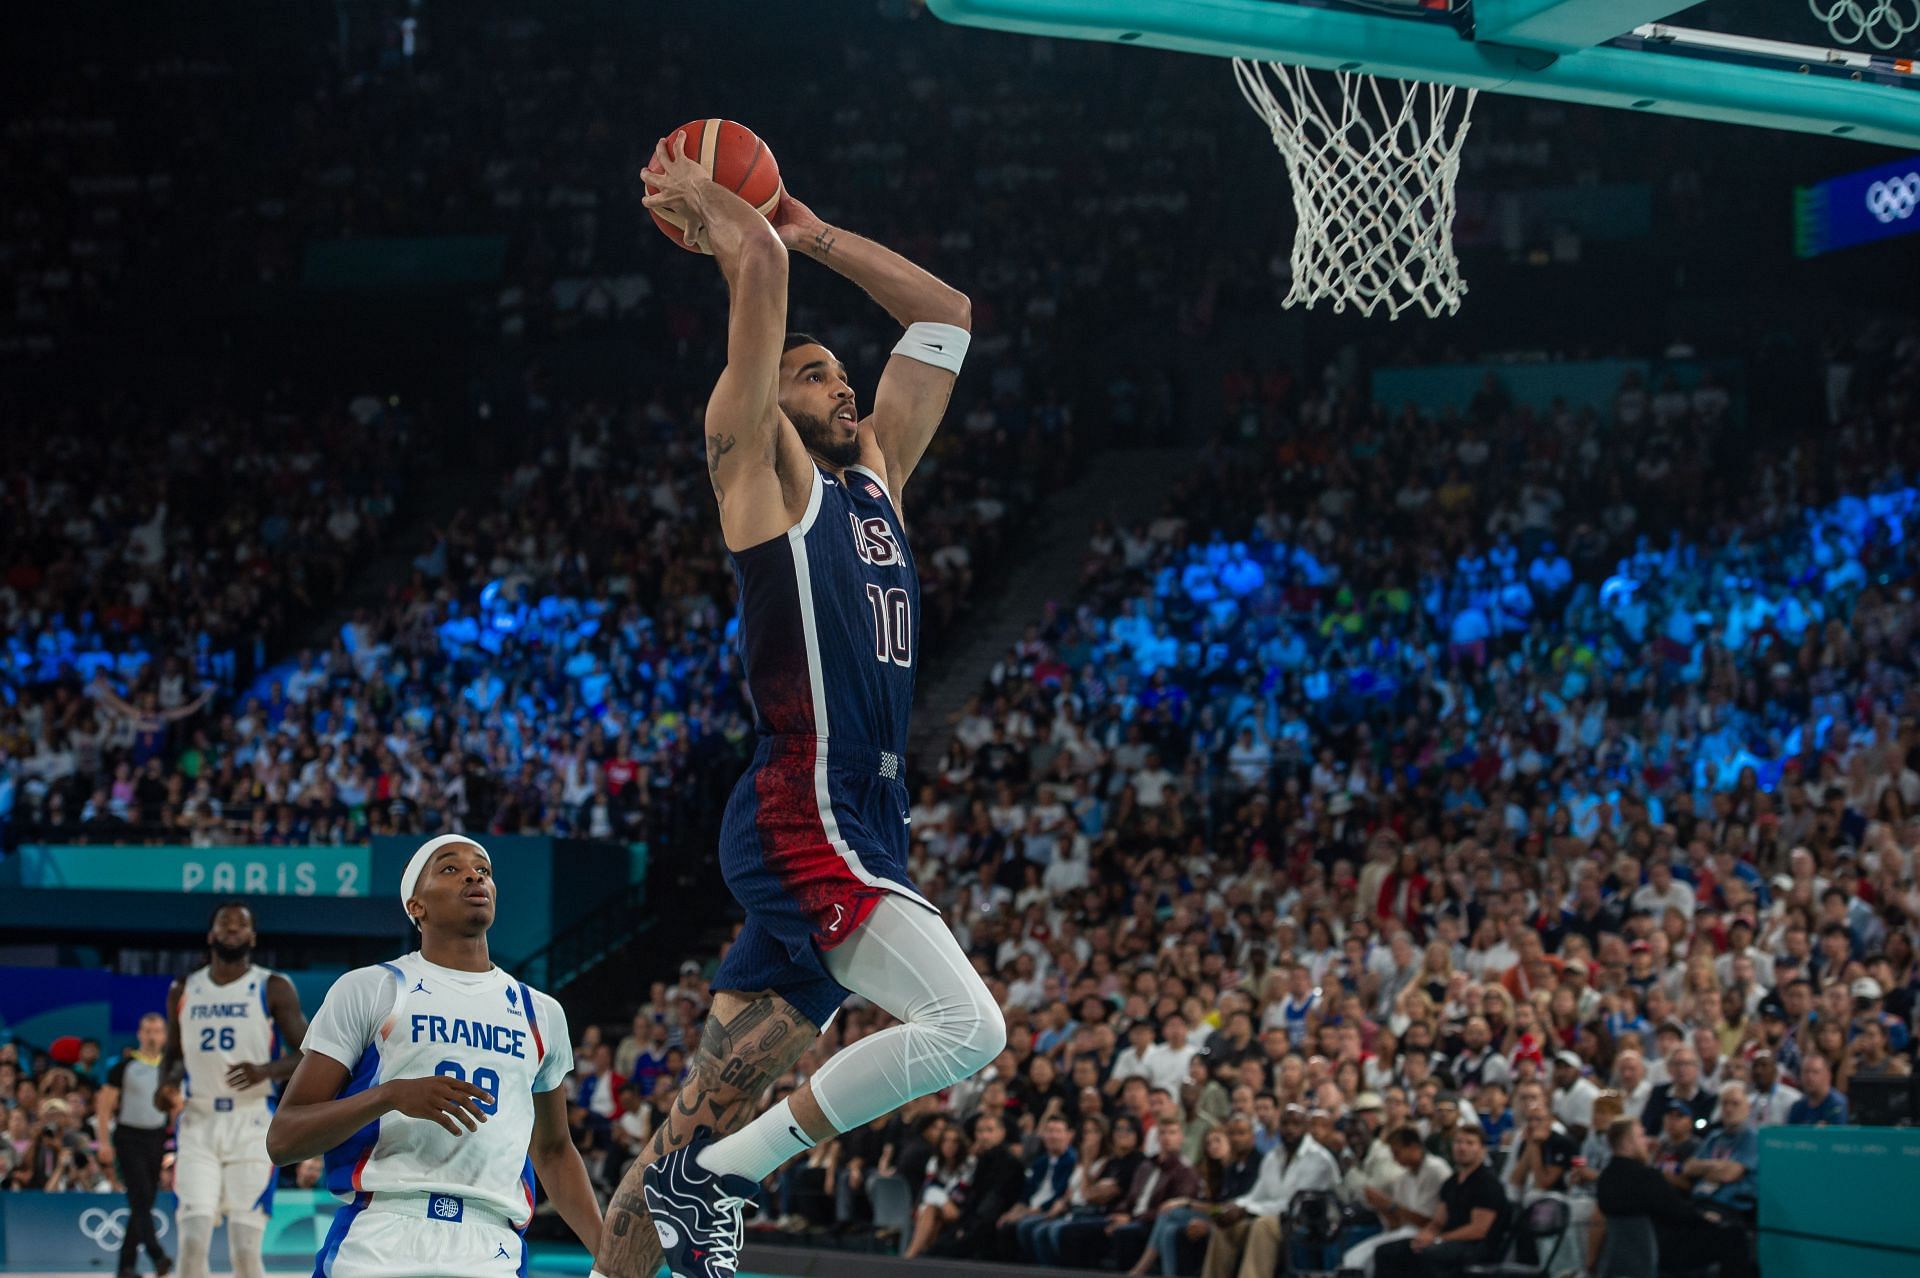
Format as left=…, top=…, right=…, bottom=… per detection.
left=998, top=1113, right=1077, bottom=1260
left=1028, top=1114, right=1146, bottom=1266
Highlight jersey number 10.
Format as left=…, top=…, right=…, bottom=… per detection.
left=435, top=1059, right=502, bottom=1115
left=864, top=584, right=912, bottom=668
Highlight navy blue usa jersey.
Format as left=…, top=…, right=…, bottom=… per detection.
left=714, top=459, right=936, bottom=1027
left=730, top=462, right=919, bottom=758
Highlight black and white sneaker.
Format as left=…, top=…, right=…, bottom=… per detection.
left=642, top=1126, right=760, bottom=1278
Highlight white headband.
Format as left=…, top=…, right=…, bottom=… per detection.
left=401, top=834, right=492, bottom=926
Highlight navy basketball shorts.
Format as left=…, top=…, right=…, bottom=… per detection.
left=711, top=734, right=936, bottom=1027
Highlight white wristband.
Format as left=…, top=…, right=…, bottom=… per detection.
left=892, top=321, right=969, bottom=375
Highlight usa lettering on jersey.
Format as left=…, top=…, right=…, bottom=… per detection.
left=849, top=514, right=901, bottom=567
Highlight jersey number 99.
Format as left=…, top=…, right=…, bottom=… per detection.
left=434, top=1059, right=501, bottom=1115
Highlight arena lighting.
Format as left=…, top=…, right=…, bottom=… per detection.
left=1794, top=151, right=1920, bottom=255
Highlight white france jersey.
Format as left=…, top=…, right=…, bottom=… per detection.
left=181, top=964, right=280, bottom=1113
left=302, top=952, right=572, bottom=1225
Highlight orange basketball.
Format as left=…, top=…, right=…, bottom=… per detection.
left=648, top=118, right=782, bottom=254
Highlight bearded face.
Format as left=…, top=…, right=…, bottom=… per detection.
left=787, top=402, right=862, bottom=469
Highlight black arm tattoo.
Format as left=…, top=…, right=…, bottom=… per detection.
left=594, top=991, right=816, bottom=1278
left=811, top=227, right=837, bottom=260
left=706, top=433, right=736, bottom=496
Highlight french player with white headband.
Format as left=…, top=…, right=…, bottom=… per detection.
left=267, top=835, right=602, bottom=1276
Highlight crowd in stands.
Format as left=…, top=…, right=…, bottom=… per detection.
left=6, top=8, right=1920, bottom=1278
left=0, top=376, right=1066, bottom=848
left=550, top=332, right=1920, bottom=1276
left=0, top=392, right=420, bottom=846
left=3, top=1, right=1126, bottom=850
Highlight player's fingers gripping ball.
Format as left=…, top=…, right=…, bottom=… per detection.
left=644, top=118, right=781, bottom=253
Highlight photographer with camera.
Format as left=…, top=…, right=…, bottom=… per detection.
left=9, top=1097, right=93, bottom=1191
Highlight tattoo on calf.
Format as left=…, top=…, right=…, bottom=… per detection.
left=591, top=994, right=817, bottom=1278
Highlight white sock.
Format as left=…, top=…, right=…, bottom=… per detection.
left=696, top=1095, right=816, bottom=1182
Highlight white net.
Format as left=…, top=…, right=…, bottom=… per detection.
left=1810, top=0, right=1920, bottom=51
left=1233, top=59, right=1476, bottom=320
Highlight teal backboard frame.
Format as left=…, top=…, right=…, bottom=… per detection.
left=926, top=0, right=1920, bottom=148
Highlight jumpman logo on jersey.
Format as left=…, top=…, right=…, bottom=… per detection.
left=411, top=979, right=429, bottom=995
left=494, top=1243, right=511, bottom=1260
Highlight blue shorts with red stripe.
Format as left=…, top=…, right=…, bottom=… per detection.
left=711, top=734, right=933, bottom=1028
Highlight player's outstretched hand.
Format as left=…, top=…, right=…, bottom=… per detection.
left=384, top=1075, right=495, bottom=1136
left=770, top=189, right=824, bottom=250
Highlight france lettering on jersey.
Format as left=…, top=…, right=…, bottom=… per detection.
left=180, top=964, right=278, bottom=1112
left=732, top=463, right=919, bottom=759
left=301, top=952, right=573, bottom=1227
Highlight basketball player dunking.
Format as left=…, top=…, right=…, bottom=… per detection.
left=155, top=902, right=310, bottom=1278
left=595, top=134, right=1005, bottom=1278
left=267, top=835, right=602, bottom=1276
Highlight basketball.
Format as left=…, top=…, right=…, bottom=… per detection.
left=647, top=118, right=782, bottom=253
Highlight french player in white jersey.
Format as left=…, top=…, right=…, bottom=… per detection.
left=267, top=835, right=601, bottom=1277
left=156, top=901, right=311, bottom=1278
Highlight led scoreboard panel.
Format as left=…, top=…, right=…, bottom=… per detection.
left=1795, top=152, right=1920, bottom=256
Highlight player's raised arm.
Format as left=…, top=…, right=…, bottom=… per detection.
left=775, top=191, right=970, bottom=504
left=642, top=130, right=792, bottom=550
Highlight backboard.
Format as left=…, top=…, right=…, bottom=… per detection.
left=926, top=0, right=1920, bottom=148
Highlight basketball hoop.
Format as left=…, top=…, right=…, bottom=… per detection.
left=1233, top=59, right=1476, bottom=320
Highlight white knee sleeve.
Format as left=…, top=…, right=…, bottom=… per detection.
left=229, top=1221, right=268, bottom=1278
left=177, top=1214, right=215, bottom=1278
left=813, top=895, right=1006, bottom=1131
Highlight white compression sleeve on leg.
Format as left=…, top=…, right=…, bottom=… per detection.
left=176, top=1214, right=214, bottom=1278
left=227, top=1220, right=268, bottom=1278
left=696, top=896, right=1004, bottom=1182
left=808, top=894, right=1005, bottom=1131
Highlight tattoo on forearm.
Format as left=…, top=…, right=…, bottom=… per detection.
left=591, top=994, right=817, bottom=1278
left=812, top=227, right=837, bottom=260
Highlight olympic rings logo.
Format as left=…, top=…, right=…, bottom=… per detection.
left=78, top=1206, right=172, bottom=1251
left=1810, top=0, right=1920, bottom=51
left=1865, top=173, right=1920, bottom=224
